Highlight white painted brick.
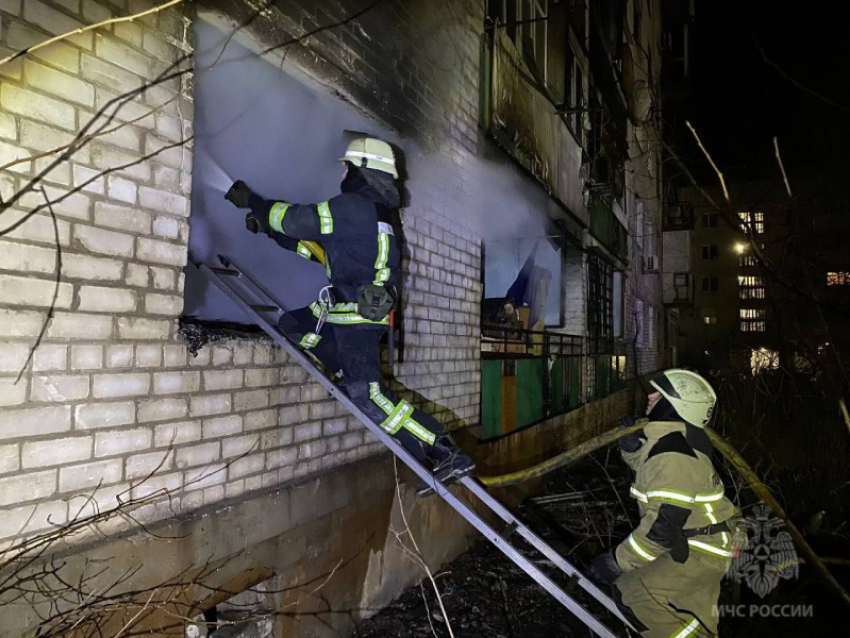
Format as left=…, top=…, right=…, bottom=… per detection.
left=0, top=405, right=71, bottom=441
left=0, top=141, right=31, bottom=174
left=135, top=344, right=162, bottom=368
left=113, top=21, right=144, bottom=48
left=189, top=393, right=232, bottom=417
left=94, top=427, right=152, bottom=457
left=72, top=164, right=105, bottom=195
left=233, top=389, right=269, bottom=412
left=163, top=345, right=187, bottom=367
left=188, top=348, right=211, bottom=367
left=130, top=471, right=181, bottom=499
left=125, top=263, right=149, bottom=287
left=0, top=444, right=19, bottom=474
left=245, top=368, right=279, bottom=388
left=95, top=33, right=150, bottom=77
left=202, top=415, right=242, bottom=439
left=77, top=285, right=137, bottom=313
left=125, top=449, right=173, bottom=480
left=138, top=186, right=188, bottom=216
left=154, top=420, right=201, bottom=447
left=0, top=240, right=56, bottom=274
left=106, top=344, right=134, bottom=368
left=298, top=440, right=328, bottom=460
left=32, top=344, right=67, bottom=371
left=245, top=409, right=277, bottom=432
left=0, top=469, right=56, bottom=506
left=0, top=84, right=76, bottom=130
left=266, top=447, right=297, bottom=470
left=22, top=436, right=92, bottom=469
left=23, top=60, right=94, bottom=106
left=176, top=442, right=219, bottom=468
left=24, top=0, right=85, bottom=37
left=253, top=345, right=273, bottom=365
left=63, top=253, right=123, bottom=282
left=294, top=422, right=321, bottom=443
left=0, top=342, right=30, bottom=373
left=323, top=418, right=348, bottom=437
left=82, top=0, right=111, bottom=23
left=144, top=292, right=183, bottom=316
left=66, top=483, right=127, bottom=521
left=308, top=402, right=336, bottom=421
left=0, top=111, right=16, bottom=140
left=278, top=405, right=309, bottom=427
left=73, top=224, right=134, bottom=257
left=0, top=377, right=27, bottom=407
left=107, top=176, right=137, bottom=203
left=94, top=202, right=151, bottom=235
left=1, top=210, right=71, bottom=246
left=6, top=22, right=79, bottom=74
left=0, top=309, right=44, bottom=340
left=233, top=346, right=253, bottom=365
left=0, top=273, right=73, bottom=309
left=92, top=373, right=150, bottom=399
left=136, top=237, right=187, bottom=266
left=151, top=266, right=175, bottom=290
left=222, top=434, right=260, bottom=459
left=0, top=500, right=67, bottom=540
left=185, top=465, right=227, bottom=493
left=152, top=371, right=200, bottom=395
left=211, top=346, right=232, bottom=366
left=228, top=453, right=264, bottom=480
left=70, top=345, right=102, bottom=370
left=137, top=397, right=187, bottom=422
left=270, top=385, right=301, bottom=406
left=89, top=143, right=150, bottom=183
left=204, top=484, right=225, bottom=504
left=116, top=316, right=171, bottom=340
left=203, top=369, right=244, bottom=392
left=48, top=311, right=112, bottom=340
left=30, top=374, right=89, bottom=402
left=74, top=401, right=135, bottom=430
left=152, top=215, right=180, bottom=239
left=59, top=459, right=122, bottom=493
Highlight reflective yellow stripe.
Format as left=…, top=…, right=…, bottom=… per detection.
left=645, top=488, right=726, bottom=505
left=269, top=202, right=290, bottom=233
left=687, top=539, right=735, bottom=558
left=296, top=242, right=312, bottom=260
left=627, top=534, right=657, bottom=562
left=380, top=400, right=413, bottom=435
left=309, top=302, right=390, bottom=325
left=299, top=332, right=321, bottom=349
left=374, top=232, right=390, bottom=285
left=630, top=485, right=649, bottom=503
left=317, top=201, right=333, bottom=234
left=368, top=382, right=393, bottom=416
left=400, top=415, right=436, bottom=444
left=669, top=618, right=700, bottom=638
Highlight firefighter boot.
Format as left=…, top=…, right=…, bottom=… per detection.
left=416, top=435, right=475, bottom=497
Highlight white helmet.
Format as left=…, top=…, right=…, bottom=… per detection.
left=340, top=137, right=398, bottom=178
left=649, top=368, right=717, bottom=427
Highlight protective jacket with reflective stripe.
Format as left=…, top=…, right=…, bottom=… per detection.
left=247, top=172, right=400, bottom=301
left=615, top=421, right=739, bottom=572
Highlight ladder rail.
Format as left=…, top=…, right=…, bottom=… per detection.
left=197, top=259, right=629, bottom=638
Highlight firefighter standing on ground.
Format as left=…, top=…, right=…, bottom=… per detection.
left=589, top=369, right=739, bottom=637
left=224, top=137, right=474, bottom=494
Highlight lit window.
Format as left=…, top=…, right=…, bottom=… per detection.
left=740, top=255, right=757, bottom=268
left=738, top=275, right=765, bottom=300
left=826, top=271, right=850, bottom=286
left=738, top=211, right=765, bottom=235
left=701, top=245, right=718, bottom=260
left=739, top=309, right=766, bottom=332
left=750, top=348, right=779, bottom=374
left=740, top=321, right=766, bottom=332
left=739, top=308, right=766, bottom=320
left=703, top=315, right=717, bottom=325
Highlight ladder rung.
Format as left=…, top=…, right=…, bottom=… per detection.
left=500, top=520, right=520, bottom=539
left=211, top=267, right=240, bottom=276
left=251, top=304, right=279, bottom=312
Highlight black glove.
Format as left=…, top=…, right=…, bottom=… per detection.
left=617, top=415, right=638, bottom=428
left=244, top=211, right=269, bottom=234
left=588, top=551, right=623, bottom=586
left=224, top=180, right=252, bottom=209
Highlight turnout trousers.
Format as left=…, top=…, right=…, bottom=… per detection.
left=278, top=305, right=445, bottom=459
left=614, top=551, right=729, bottom=638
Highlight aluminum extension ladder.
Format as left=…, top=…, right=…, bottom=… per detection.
left=194, top=253, right=634, bottom=638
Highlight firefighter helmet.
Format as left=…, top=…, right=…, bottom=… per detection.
left=340, top=137, right=398, bottom=178
left=649, top=368, right=717, bottom=427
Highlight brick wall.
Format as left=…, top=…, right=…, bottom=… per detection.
left=0, top=0, right=485, bottom=546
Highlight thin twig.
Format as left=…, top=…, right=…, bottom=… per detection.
left=773, top=136, right=793, bottom=199
left=685, top=120, right=729, bottom=202
left=0, top=0, right=188, bottom=67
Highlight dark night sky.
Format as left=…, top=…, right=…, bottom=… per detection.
left=673, top=0, right=850, bottom=182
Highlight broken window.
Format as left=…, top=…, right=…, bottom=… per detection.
left=738, top=210, right=765, bottom=235
left=826, top=271, right=850, bottom=285
left=750, top=348, right=779, bottom=374
left=701, top=244, right=718, bottom=260
left=588, top=255, right=614, bottom=348
left=738, top=275, right=766, bottom=300
left=701, top=276, right=718, bottom=292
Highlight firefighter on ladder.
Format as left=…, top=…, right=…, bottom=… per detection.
left=588, top=369, right=740, bottom=638
left=224, top=136, right=474, bottom=495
